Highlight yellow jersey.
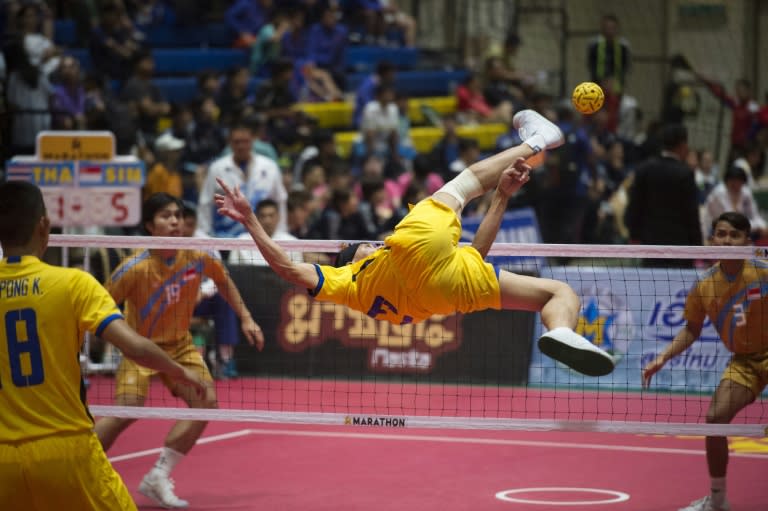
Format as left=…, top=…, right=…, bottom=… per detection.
left=684, top=259, right=768, bottom=354
left=0, top=256, right=123, bottom=443
left=312, top=199, right=501, bottom=324
left=109, top=250, right=229, bottom=345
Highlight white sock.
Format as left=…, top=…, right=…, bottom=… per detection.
left=710, top=477, right=726, bottom=506
left=152, top=447, right=185, bottom=477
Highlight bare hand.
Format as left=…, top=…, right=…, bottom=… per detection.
left=241, top=316, right=265, bottom=351
left=214, top=177, right=253, bottom=224
left=641, top=356, right=666, bottom=389
left=497, top=157, right=532, bottom=198
left=175, top=367, right=207, bottom=397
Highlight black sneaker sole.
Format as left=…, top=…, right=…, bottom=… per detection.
left=538, top=335, right=615, bottom=377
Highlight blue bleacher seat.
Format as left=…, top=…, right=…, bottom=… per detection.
left=347, top=69, right=469, bottom=97
left=344, top=46, right=419, bottom=72
left=67, top=48, right=248, bottom=75
left=55, top=20, right=234, bottom=48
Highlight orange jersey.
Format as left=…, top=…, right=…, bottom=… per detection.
left=108, top=250, right=229, bottom=345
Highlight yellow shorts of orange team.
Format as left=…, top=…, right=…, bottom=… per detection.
left=0, top=432, right=136, bottom=511
left=385, top=198, right=501, bottom=315
left=722, top=350, right=768, bottom=398
left=115, top=340, right=212, bottom=398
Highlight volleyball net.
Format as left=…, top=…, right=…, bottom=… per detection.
left=50, top=234, right=768, bottom=438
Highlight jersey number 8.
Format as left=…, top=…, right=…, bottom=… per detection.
left=1, top=308, right=45, bottom=388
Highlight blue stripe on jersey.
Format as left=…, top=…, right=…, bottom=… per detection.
left=715, top=288, right=746, bottom=344
left=751, top=259, right=768, bottom=269
left=145, top=260, right=204, bottom=338
left=308, top=264, right=324, bottom=297
left=111, top=250, right=150, bottom=283
left=139, top=260, right=200, bottom=321
left=6, top=256, right=21, bottom=263
left=95, top=313, right=124, bottom=337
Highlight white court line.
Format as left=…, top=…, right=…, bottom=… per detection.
left=108, top=429, right=253, bottom=462
left=109, top=427, right=768, bottom=463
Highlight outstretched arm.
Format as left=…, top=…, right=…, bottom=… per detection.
left=215, top=177, right=320, bottom=289
left=471, top=158, right=531, bottom=258
left=642, top=320, right=703, bottom=388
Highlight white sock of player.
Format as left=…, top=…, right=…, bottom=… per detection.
left=710, top=476, right=726, bottom=506
left=152, top=446, right=185, bottom=477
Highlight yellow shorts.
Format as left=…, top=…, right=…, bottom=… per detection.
left=0, top=432, right=136, bottom=511
left=115, top=341, right=212, bottom=398
left=722, top=350, right=768, bottom=398
left=386, top=198, right=501, bottom=314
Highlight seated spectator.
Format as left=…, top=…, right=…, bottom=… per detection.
left=361, top=84, right=400, bottom=154
left=287, top=189, right=313, bottom=238
left=396, top=153, right=445, bottom=196
left=280, top=7, right=309, bottom=62
left=6, top=41, right=51, bottom=155
left=217, top=66, right=255, bottom=127
left=195, top=70, right=222, bottom=104
left=252, top=58, right=297, bottom=135
left=456, top=72, right=512, bottom=125
left=379, top=0, right=416, bottom=47
left=143, top=131, right=184, bottom=201
left=355, top=154, right=401, bottom=212
left=51, top=55, right=86, bottom=130
left=18, top=3, right=60, bottom=77
left=702, top=165, right=767, bottom=240
left=120, top=50, right=170, bottom=146
left=308, top=188, right=379, bottom=241
left=220, top=113, right=279, bottom=163
left=295, top=59, right=343, bottom=102
left=126, top=0, right=176, bottom=29
left=306, top=4, right=348, bottom=89
left=292, top=128, right=346, bottom=185
left=250, top=8, right=291, bottom=76
left=229, top=198, right=303, bottom=265
left=82, top=72, right=137, bottom=154
left=449, top=138, right=481, bottom=177
left=183, top=97, right=227, bottom=169
left=89, top=3, right=146, bottom=81
left=226, top=0, right=274, bottom=49
left=428, top=113, right=471, bottom=178
left=353, top=60, right=395, bottom=129
left=379, top=180, right=429, bottom=236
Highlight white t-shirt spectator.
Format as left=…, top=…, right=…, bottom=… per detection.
left=228, top=232, right=303, bottom=266
left=198, top=153, right=287, bottom=238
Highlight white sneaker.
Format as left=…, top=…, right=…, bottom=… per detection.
left=139, top=470, right=189, bottom=509
left=678, top=496, right=731, bottom=511
left=512, top=109, right=564, bottom=153
left=537, top=327, right=615, bottom=377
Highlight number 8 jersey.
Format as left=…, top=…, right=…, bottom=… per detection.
left=0, top=255, right=123, bottom=443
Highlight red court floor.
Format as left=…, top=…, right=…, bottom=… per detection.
left=91, top=377, right=768, bottom=510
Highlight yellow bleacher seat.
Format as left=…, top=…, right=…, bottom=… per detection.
left=294, top=97, right=458, bottom=130
left=333, top=123, right=508, bottom=158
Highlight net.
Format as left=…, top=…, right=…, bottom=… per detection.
left=51, top=234, right=768, bottom=438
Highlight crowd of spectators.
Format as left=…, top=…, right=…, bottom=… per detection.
left=0, top=3, right=767, bottom=255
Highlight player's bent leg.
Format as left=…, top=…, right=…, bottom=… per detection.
left=94, top=393, right=145, bottom=451
left=705, top=378, right=755, bottom=479
left=498, top=270, right=614, bottom=377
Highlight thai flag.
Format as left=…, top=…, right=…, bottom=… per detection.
left=181, top=267, right=197, bottom=283
left=79, top=165, right=102, bottom=184
left=747, top=284, right=762, bottom=301
left=6, top=165, right=33, bottom=182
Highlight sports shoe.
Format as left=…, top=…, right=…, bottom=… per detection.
left=513, top=109, right=564, bottom=153
left=537, top=327, right=615, bottom=377
left=222, top=359, right=239, bottom=379
left=139, top=470, right=189, bottom=509
left=678, top=496, right=731, bottom=511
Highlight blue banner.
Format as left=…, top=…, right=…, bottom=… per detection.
left=5, top=161, right=145, bottom=187
left=460, top=207, right=544, bottom=273
left=528, top=266, right=766, bottom=395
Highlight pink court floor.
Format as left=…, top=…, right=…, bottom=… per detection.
left=90, top=377, right=768, bottom=510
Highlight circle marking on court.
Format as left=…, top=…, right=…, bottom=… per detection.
left=495, top=487, right=630, bottom=505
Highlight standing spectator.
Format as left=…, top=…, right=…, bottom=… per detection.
left=220, top=114, right=279, bottom=163
left=625, top=124, right=702, bottom=266
left=702, top=165, right=767, bottom=241
left=89, top=3, right=145, bottom=81
left=306, top=4, right=348, bottom=90
left=51, top=55, right=86, bottom=129
left=353, top=60, right=396, bottom=129
left=229, top=198, right=303, bottom=265
left=587, top=14, right=631, bottom=132
left=6, top=43, right=52, bottom=155
left=120, top=50, right=170, bottom=147
left=695, top=148, right=720, bottom=205
left=198, top=123, right=288, bottom=238
left=694, top=73, right=760, bottom=162
left=226, top=0, right=274, bottom=49
left=18, top=3, right=60, bottom=77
